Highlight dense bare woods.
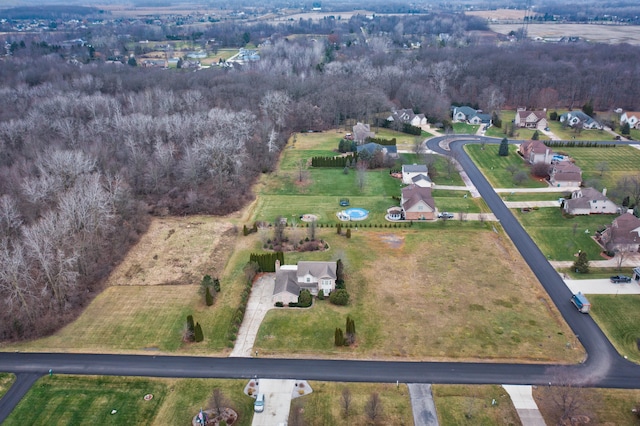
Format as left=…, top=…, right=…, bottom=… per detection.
left=1, top=11, right=640, bottom=340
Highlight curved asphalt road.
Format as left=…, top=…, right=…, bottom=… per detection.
left=1, top=136, right=640, bottom=422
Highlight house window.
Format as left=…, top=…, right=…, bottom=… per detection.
left=306, top=277, right=310, bottom=283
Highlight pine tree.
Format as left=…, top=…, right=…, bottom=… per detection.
left=194, top=322, right=204, bottom=342
left=345, top=315, right=356, bottom=345
left=573, top=250, right=590, bottom=274
left=205, top=287, right=214, bottom=306
left=335, top=327, right=345, bottom=346
left=243, top=225, right=248, bottom=236
left=498, top=137, right=509, bottom=156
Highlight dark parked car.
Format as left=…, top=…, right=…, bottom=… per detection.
left=610, top=275, right=632, bottom=283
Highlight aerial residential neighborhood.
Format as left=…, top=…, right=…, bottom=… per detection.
left=2, top=0, right=640, bottom=425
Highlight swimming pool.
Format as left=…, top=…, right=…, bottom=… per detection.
left=342, top=207, right=369, bottom=221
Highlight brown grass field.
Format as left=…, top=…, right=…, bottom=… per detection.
left=107, top=216, right=236, bottom=287
left=490, top=23, right=640, bottom=45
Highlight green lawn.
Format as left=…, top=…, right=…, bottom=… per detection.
left=4, top=375, right=168, bottom=426
left=557, top=266, right=636, bottom=280
left=465, top=144, right=548, bottom=188
left=3, top=376, right=254, bottom=426
left=452, top=122, right=480, bottom=134
left=433, top=385, right=520, bottom=425
left=501, top=192, right=569, bottom=202
left=589, top=295, right=640, bottom=364
left=0, top=373, right=15, bottom=399
left=553, top=146, right=640, bottom=193
left=514, top=207, right=609, bottom=261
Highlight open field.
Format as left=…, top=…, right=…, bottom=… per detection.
left=256, top=227, right=583, bottom=363
left=589, top=295, right=640, bottom=364
left=106, top=216, right=236, bottom=286
left=514, top=207, right=609, bottom=261
left=298, top=381, right=413, bottom=425
left=3, top=375, right=255, bottom=426
left=466, top=9, right=529, bottom=21
left=1, top=215, right=255, bottom=354
left=554, top=146, right=640, bottom=193
left=534, top=386, right=640, bottom=425
left=465, top=144, right=548, bottom=188
left=490, top=23, right=640, bottom=46
left=0, top=373, right=14, bottom=399
left=433, top=384, right=520, bottom=425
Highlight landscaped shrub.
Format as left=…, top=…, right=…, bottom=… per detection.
left=298, top=289, right=312, bottom=307
left=330, top=289, right=350, bottom=306
left=288, top=302, right=298, bottom=307
left=318, top=290, right=324, bottom=300
left=205, top=287, right=214, bottom=306
left=275, top=301, right=284, bottom=307
left=194, top=322, right=204, bottom=342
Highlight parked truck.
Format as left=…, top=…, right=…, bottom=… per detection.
left=571, top=292, right=591, bottom=313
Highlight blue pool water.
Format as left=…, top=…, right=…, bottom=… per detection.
left=344, top=207, right=369, bottom=220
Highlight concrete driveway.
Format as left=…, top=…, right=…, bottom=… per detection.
left=230, top=274, right=275, bottom=358
left=251, top=379, right=296, bottom=426
left=564, top=278, right=640, bottom=295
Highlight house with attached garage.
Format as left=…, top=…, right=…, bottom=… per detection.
left=357, top=142, right=398, bottom=159
left=451, top=106, right=492, bottom=126
left=620, top=111, right=640, bottom=130
left=387, top=109, right=428, bottom=127
left=563, top=188, right=618, bottom=215
left=559, top=111, right=603, bottom=130
left=272, top=260, right=337, bottom=304
left=401, top=184, right=435, bottom=220
left=519, top=140, right=553, bottom=164
left=402, top=164, right=432, bottom=187
left=549, top=161, right=582, bottom=187
left=597, top=213, right=640, bottom=252
left=514, top=109, right=548, bottom=129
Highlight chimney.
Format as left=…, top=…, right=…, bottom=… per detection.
left=275, top=259, right=280, bottom=272
left=602, top=188, right=607, bottom=197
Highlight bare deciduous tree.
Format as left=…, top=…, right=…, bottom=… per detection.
left=341, top=387, right=352, bottom=418
left=209, top=388, right=227, bottom=416
left=364, top=392, right=383, bottom=423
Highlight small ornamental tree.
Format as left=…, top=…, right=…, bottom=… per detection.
left=346, top=228, right=351, bottom=238
left=337, top=223, right=342, bottom=235
left=335, top=327, right=345, bottom=346
left=194, top=322, right=204, bottom=342
left=498, top=137, right=509, bottom=156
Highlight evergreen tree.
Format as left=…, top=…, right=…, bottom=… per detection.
left=346, top=228, right=351, bottom=238
left=187, top=315, right=195, bottom=333
left=205, top=287, right=214, bottom=306
left=337, top=223, right=342, bottom=235
left=194, top=322, right=204, bottom=342
left=572, top=250, right=590, bottom=274
left=345, top=315, right=356, bottom=345
left=243, top=225, right=248, bottom=236
left=335, top=327, right=345, bottom=346
left=498, top=137, right=509, bottom=156
left=531, top=130, right=540, bottom=140
left=213, top=278, right=221, bottom=293
left=621, top=122, right=631, bottom=135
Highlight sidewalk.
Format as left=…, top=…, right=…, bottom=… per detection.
left=502, top=385, right=546, bottom=426
left=504, top=201, right=560, bottom=208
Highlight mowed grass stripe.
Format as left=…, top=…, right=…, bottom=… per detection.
left=589, top=294, right=640, bottom=364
